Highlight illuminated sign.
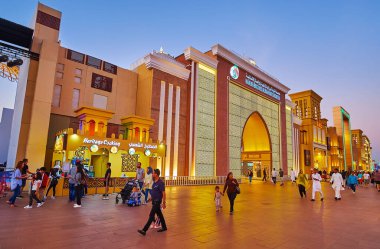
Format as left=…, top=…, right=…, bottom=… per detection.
left=230, top=65, right=239, bottom=80
left=110, top=146, right=118, bottom=154
left=83, top=138, right=121, bottom=147
left=144, top=149, right=151, bottom=157
left=245, top=74, right=281, bottom=100
left=129, top=148, right=135, bottom=155
left=128, top=142, right=158, bottom=150
left=90, top=145, right=99, bottom=152
left=54, top=134, right=67, bottom=151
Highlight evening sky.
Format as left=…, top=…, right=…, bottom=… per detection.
left=0, top=0, right=379, bottom=161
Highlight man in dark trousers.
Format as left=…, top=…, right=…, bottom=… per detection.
left=102, top=162, right=111, bottom=200
left=20, top=158, right=32, bottom=197
left=138, top=169, right=167, bottom=235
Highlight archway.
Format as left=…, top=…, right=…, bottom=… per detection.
left=241, top=112, right=272, bottom=179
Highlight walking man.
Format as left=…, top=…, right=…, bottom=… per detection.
left=68, top=163, right=77, bottom=202
left=271, top=168, right=277, bottom=184
left=102, top=162, right=111, bottom=200
left=135, top=162, right=145, bottom=190
left=263, top=168, right=267, bottom=182
left=290, top=168, right=296, bottom=184
left=248, top=170, right=253, bottom=184
left=330, top=168, right=345, bottom=200
left=138, top=169, right=167, bottom=235
left=279, top=168, right=284, bottom=186
left=311, top=168, right=324, bottom=201
left=20, top=158, right=32, bottom=198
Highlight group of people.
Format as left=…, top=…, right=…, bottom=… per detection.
left=271, top=168, right=285, bottom=186
left=6, top=157, right=380, bottom=240
left=295, top=168, right=380, bottom=201
left=6, top=159, right=58, bottom=208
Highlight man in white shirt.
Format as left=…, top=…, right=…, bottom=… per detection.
left=290, top=169, right=296, bottom=184
left=135, top=162, right=145, bottom=190
left=330, top=168, right=344, bottom=200
left=311, top=168, right=324, bottom=201
left=271, top=168, right=278, bottom=184
left=363, top=171, right=370, bottom=187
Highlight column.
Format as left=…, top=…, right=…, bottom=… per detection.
left=157, top=81, right=166, bottom=171
left=165, top=84, right=174, bottom=177
left=173, top=86, right=181, bottom=176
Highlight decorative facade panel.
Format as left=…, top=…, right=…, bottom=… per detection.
left=229, top=83, right=280, bottom=177
left=194, top=66, right=216, bottom=176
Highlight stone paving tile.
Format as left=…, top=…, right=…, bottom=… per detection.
left=1, top=181, right=380, bottom=249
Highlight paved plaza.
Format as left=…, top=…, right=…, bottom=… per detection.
left=1, top=181, right=379, bottom=249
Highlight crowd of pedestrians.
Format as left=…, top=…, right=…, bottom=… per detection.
left=4, top=157, right=380, bottom=240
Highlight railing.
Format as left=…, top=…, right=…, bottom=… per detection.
left=163, top=176, right=241, bottom=186
left=63, top=177, right=128, bottom=189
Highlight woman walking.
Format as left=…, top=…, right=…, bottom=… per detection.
left=7, top=161, right=26, bottom=207
left=74, top=164, right=85, bottom=208
left=347, top=172, right=358, bottom=194
left=262, top=168, right=267, bottom=182
left=223, top=172, right=239, bottom=215
left=374, top=170, right=380, bottom=192
left=45, top=167, right=60, bottom=199
left=248, top=170, right=253, bottom=184
left=296, top=170, right=309, bottom=198
left=143, top=166, right=153, bottom=204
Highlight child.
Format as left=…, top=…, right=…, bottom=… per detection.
left=127, top=186, right=142, bottom=206
left=130, top=187, right=140, bottom=202
left=24, top=172, right=44, bottom=209
left=214, top=186, right=223, bottom=212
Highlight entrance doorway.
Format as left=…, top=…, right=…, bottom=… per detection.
left=91, top=148, right=109, bottom=177
left=241, top=112, right=272, bottom=179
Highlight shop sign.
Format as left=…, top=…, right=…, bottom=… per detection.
left=54, top=134, right=67, bottom=151
left=83, top=138, right=121, bottom=147
left=245, top=74, right=281, bottom=100
left=230, top=65, right=239, bottom=80
left=129, top=142, right=158, bottom=150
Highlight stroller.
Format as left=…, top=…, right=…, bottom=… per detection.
left=0, top=171, right=11, bottom=198
left=115, top=179, right=138, bottom=204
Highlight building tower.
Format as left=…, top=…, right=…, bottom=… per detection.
left=289, top=90, right=328, bottom=174
left=333, top=107, right=353, bottom=170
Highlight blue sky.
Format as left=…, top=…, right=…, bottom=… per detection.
left=0, top=0, right=379, bottom=162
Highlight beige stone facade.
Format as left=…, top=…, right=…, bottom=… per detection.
left=8, top=3, right=293, bottom=179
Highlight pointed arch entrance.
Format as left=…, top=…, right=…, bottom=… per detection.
left=241, top=112, right=272, bottom=179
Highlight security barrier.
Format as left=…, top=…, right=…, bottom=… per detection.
left=163, top=176, right=241, bottom=186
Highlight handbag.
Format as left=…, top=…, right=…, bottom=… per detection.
left=235, top=186, right=241, bottom=194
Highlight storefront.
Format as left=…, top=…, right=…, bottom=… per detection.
left=52, top=132, right=165, bottom=178
left=48, top=107, right=166, bottom=196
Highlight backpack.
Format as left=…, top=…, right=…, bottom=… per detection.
left=80, top=172, right=88, bottom=185
left=41, top=173, right=49, bottom=188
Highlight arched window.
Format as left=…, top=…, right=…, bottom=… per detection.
left=98, top=122, right=104, bottom=135
left=89, top=120, right=96, bottom=136
left=142, top=129, right=147, bottom=142
left=135, top=127, right=140, bottom=141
